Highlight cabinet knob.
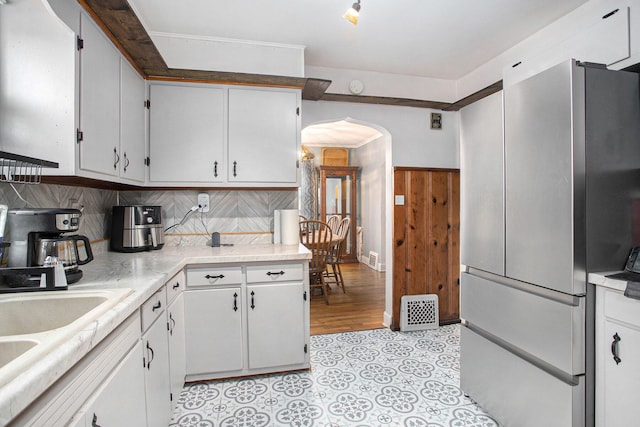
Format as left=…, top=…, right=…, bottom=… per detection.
left=233, top=161, right=238, bottom=177
left=152, top=301, right=162, bottom=311
left=205, top=274, right=225, bottom=280
left=92, top=413, right=102, bottom=427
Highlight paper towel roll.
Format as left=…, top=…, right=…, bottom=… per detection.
left=273, top=210, right=281, bottom=244
left=280, top=209, right=300, bottom=245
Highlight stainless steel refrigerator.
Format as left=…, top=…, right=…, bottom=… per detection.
left=459, top=59, right=640, bottom=427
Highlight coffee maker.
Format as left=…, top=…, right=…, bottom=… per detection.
left=5, top=208, right=94, bottom=284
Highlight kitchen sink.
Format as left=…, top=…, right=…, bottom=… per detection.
left=0, top=288, right=133, bottom=387
left=0, top=294, right=110, bottom=336
left=0, top=340, right=39, bottom=369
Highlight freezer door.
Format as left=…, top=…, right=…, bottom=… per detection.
left=460, top=91, right=505, bottom=275
left=504, top=59, right=585, bottom=295
left=461, top=271, right=585, bottom=376
left=461, top=326, right=585, bottom=427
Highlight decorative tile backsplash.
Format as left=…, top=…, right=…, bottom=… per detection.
left=0, top=183, right=297, bottom=247
left=0, top=183, right=116, bottom=243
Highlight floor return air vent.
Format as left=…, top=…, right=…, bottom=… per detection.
left=400, top=294, right=439, bottom=331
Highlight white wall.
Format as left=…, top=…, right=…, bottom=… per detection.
left=302, top=100, right=459, bottom=169
left=306, top=65, right=458, bottom=103
left=351, top=135, right=386, bottom=270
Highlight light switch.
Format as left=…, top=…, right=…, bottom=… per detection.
left=395, top=195, right=405, bottom=205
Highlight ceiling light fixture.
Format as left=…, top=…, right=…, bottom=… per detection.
left=343, top=0, right=361, bottom=26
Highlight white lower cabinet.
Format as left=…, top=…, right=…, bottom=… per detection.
left=71, top=343, right=147, bottom=427
left=141, top=288, right=172, bottom=427
left=247, top=282, right=305, bottom=370
left=167, top=292, right=186, bottom=409
left=596, top=285, right=640, bottom=427
left=185, top=286, right=244, bottom=375
left=185, top=262, right=309, bottom=380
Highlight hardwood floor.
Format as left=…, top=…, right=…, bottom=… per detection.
left=310, top=262, right=386, bottom=335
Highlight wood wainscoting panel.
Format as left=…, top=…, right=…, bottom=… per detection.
left=392, top=168, right=460, bottom=329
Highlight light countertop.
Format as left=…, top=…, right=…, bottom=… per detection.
left=0, top=243, right=310, bottom=425
left=589, top=272, right=628, bottom=293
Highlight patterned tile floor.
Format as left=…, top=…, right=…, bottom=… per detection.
left=169, top=324, right=501, bottom=427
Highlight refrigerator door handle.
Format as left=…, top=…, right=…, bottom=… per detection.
left=467, top=267, right=582, bottom=306
left=464, top=322, right=582, bottom=386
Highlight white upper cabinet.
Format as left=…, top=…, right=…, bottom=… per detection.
left=504, top=5, right=631, bottom=87
left=78, top=13, right=121, bottom=177
left=0, top=0, right=75, bottom=168
left=119, top=59, right=146, bottom=183
left=149, top=84, right=225, bottom=183
left=149, top=83, right=301, bottom=187
left=227, top=87, right=300, bottom=184
left=78, top=13, right=147, bottom=183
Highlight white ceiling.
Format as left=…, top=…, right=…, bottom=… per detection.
left=127, top=0, right=589, bottom=146
left=127, top=0, right=589, bottom=80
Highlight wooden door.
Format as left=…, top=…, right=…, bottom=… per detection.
left=392, top=168, right=460, bottom=328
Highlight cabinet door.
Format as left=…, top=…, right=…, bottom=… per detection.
left=228, top=88, right=299, bottom=183
left=119, top=58, right=146, bottom=183
left=185, top=288, right=243, bottom=375
left=143, top=317, right=171, bottom=427
left=149, top=84, right=225, bottom=183
left=168, top=293, right=186, bottom=409
left=80, top=343, right=147, bottom=427
left=600, top=319, right=640, bottom=426
left=0, top=0, right=75, bottom=167
left=247, top=282, right=305, bottom=369
left=79, top=13, right=120, bottom=176
left=460, top=91, right=504, bottom=275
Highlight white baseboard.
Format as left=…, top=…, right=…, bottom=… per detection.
left=383, top=311, right=392, bottom=328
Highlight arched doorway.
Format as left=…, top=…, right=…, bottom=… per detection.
left=301, top=117, right=394, bottom=332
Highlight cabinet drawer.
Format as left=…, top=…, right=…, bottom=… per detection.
left=461, top=272, right=585, bottom=375
left=604, top=287, right=640, bottom=326
left=187, top=266, right=243, bottom=287
left=166, top=270, right=185, bottom=304
left=246, top=263, right=303, bottom=283
left=141, top=287, right=166, bottom=333
left=461, top=326, right=584, bottom=427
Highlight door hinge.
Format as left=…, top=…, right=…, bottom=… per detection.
left=76, top=129, right=83, bottom=143
left=145, top=99, right=151, bottom=109
left=77, top=36, right=84, bottom=51
left=303, top=291, right=307, bottom=301
left=144, top=156, right=150, bottom=166
left=304, top=344, right=308, bottom=353
left=296, top=107, right=300, bottom=116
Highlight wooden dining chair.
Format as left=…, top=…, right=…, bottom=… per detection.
left=324, top=217, right=351, bottom=293
left=299, top=220, right=334, bottom=304
left=325, top=215, right=340, bottom=233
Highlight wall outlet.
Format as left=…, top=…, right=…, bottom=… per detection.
left=198, top=193, right=210, bottom=213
